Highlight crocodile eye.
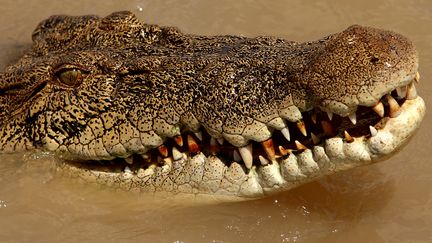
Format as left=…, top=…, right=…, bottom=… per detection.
left=57, top=69, right=83, bottom=86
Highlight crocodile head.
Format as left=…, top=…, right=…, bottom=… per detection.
left=0, top=11, right=425, bottom=200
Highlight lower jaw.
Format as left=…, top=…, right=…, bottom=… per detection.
left=58, top=96, right=425, bottom=200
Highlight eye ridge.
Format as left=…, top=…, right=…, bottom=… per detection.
left=55, top=68, right=84, bottom=86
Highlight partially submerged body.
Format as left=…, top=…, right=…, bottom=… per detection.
left=0, top=11, right=425, bottom=200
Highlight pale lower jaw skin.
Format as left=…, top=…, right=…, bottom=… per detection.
left=58, top=96, right=425, bottom=201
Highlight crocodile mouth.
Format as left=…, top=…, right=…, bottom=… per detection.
left=64, top=74, right=421, bottom=175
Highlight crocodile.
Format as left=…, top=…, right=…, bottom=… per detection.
left=0, top=11, right=425, bottom=200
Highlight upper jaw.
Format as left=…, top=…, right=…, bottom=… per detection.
left=60, top=72, right=423, bottom=174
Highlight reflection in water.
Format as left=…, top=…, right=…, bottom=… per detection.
left=0, top=152, right=404, bottom=242
left=0, top=0, right=431, bottom=242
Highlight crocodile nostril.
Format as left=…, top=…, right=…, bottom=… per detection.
left=370, top=57, right=379, bottom=64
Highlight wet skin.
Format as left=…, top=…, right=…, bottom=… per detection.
left=0, top=11, right=425, bottom=200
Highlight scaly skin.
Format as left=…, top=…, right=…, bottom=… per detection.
left=0, top=11, right=425, bottom=200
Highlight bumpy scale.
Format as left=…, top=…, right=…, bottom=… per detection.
left=0, top=11, right=425, bottom=200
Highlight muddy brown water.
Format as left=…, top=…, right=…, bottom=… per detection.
left=0, top=0, right=431, bottom=242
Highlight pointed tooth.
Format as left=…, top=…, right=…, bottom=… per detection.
left=396, top=87, right=403, bottom=97
left=311, top=113, right=317, bottom=124
left=278, top=146, right=290, bottom=156
left=217, top=138, right=224, bottom=145
left=327, top=112, right=333, bottom=120
left=163, top=157, right=173, bottom=166
left=210, top=137, right=217, bottom=146
left=194, top=131, right=203, bottom=141
left=348, top=113, right=357, bottom=125
left=369, top=126, right=378, bottom=137
left=295, top=140, right=307, bottom=150
left=372, top=101, right=385, bottom=117
left=239, top=144, right=253, bottom=169
left=140, top=153, right=150, bottom=160
left=258, top=155, right=270, bottom=166
left=172, top=147, right=182, bottom=160
left=124, top=166, right=132, bottom=174
left=321, top=121, right=334, bottom=136
left=311, top=132, right=320, bottom=144
left=296, top=120, right=307, bottom=136
left=387, top=95, right=401, bottom=118
left=406, top=82, right=417, bottom=100
left=187, top=134, right=200, bottom=153
left=157, top=145, right=169, bottom=157
left=261, top=139, right=276, bottom=161
left=344, top=130, right=354, bottom=143
left=174, top=135, right=183, bottom=147
left=396, top=86, right=406, bottom=98
left=233, top=150, right=241, bottom=162
left=148, top=164, right=157, bottom=170
left=415, top=72, right=420, bottom=83
left=125, top=156, right=133, bottom=165
left=209, top=137, right=219, bottom=154
left=281, top=127, right=291, bottom=142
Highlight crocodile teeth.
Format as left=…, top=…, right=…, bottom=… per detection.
left=311, top=132, right=320, bottom=144
left=239, top=144, right=253, bottom=169
left=158, top=145, right=169, bottom=157
left=209, top=137, right=219, bottom=154
left=172, top=147, right=182, bottom=160
left=217, top=138, right=224, bottom=145
left=278, top=145, right=289, bottom=156
left=327, top=112, right=333, bottom=120
left=372, top=101, right=385, bottom=117
left=295, top=140, right=307, bottom=150
left=258, top=155, right=270, bottom=166
left=261, top=138, right=276, bottom=161
left=140, top=153, right=150, bottom=160
left=406, top=82, right=417, bottom=100
left=344, top=131, right=354, bottom=143
left=387, top=95, right=401, bottom=118
left=125, top=156, right=133, bottom=165
left=311, top=113, right=317, bottom=124
left=163, top=157, right=173, bottom=166
left=296, top=120, right=307, bottom=136
left=415, top=72, right=420, bottom=83
left=321, top=121, right=334, bottom=136
left=396, top=86, right=406, bottom=98
left=187, top=134, right=200, bottom=153
left=233, top=150, right=241, bottom=162
left=174, top=135, right=183, bottom=147
left=369, top=126, right=378, bottom=137
left=348, top=113, right=357, bottom=125
left=124, top=166, right=132, bottom=174
left=194, top=131, right=203, bottom=141
left=281, top=127, right=291, bottom=141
